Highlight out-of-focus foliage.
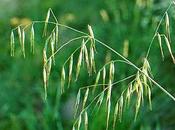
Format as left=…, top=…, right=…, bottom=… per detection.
left=0, top=0, right=175, bottom=130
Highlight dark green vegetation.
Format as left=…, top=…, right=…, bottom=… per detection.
left=1, top=0, right=175, bottom=130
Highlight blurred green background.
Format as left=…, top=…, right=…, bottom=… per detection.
left=0, top=0, right=175, bottom=130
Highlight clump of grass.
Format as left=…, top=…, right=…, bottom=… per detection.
left=9, top=2, right=175, bottom=129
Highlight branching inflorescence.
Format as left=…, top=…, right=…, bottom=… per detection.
left=10, top=1, right=175, bottom=129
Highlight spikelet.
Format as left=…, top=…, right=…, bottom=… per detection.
left=46, top=57, right=52, bottom=80
left=134, top=72, right=140, bottom=93
left=106, top=80, right=112, bottom=105
left=93, top=71, right=100, bottom=94
left=113, top=102, right=119, bottom=129
left=84, top=111, right=88, bottom=130
left=10, top=31, right=15, bottom=56
left=74, top=90, right=81, bottom=118
left=30, top=25, right=35, bottom=54
left=43, top=9, right=50, bottom=36
left=68, top=54, right=73, bottom=87
left=22, top=29, right=25, bottom=58
left=90, top=44, right=96, bottom=73
left=51, top=32, right=56, bottom=64
left=142, top=59, right=149, bottom=95
left=106, top=99, right=111, bottom=130
left=88, top=25, right=96, bottom=52
left=77, top=114, right=82, bottom=130
left=118, top=95, right=123, bottom=122
left=43, top=48, right=47, bottom=65
left=97, top=91, right=104, bottom=110
left=103, top=67, right=106, bottom=89
left=82, top=88, right=89, bottom=109
left=123, top=40, right=129, bottom=58
left=17, top=26, right=22, bottom=46
left=135, top=91, right=141, bottom=121
left=43, top=48, right=47, bottom=100
left=165, top=12, right=171, bottom=42
left=164, top=36, right=175, bottom=64
left=43, top=67, right=47, bottom=100
left=157, top=33, right=164, bottom=60
left=148, top=87, right=152, bottom=110
left=61, top=66, right=65, bottom=94
left=55, top=24, right=59, bottom=48
left=135, top=71, right=144, bottom=102
left=109, top=62, right=115, bottom=81
left=72, top=126, right=75, bottom=130
left=76, top=45, right=83, bottom=80
left=84, top=45, right=91, bottom=75
left=126, top=86, right=131, bottom=107
left=88, top=25, right=94, bottom=39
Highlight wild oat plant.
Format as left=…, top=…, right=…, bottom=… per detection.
left=10, top=1, right=175, bottom=130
